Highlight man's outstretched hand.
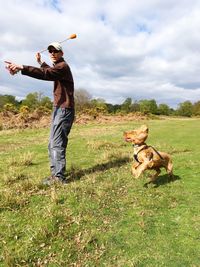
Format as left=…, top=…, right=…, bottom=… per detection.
left=5, top=61, right=23, bottom=75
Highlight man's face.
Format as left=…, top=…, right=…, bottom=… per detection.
left=48, top=47, right=63, bottom=63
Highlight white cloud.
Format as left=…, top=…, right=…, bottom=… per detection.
left=1, top=0, right=200, bottom=108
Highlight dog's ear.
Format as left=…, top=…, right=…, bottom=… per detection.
left=137, top=132, right=148, bottom=143
left=136, top=125, right=148, bottom=144
left=139, top=125, right=148, bottom=133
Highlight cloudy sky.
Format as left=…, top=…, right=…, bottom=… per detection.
left=1, top=0, right=200, bottom=108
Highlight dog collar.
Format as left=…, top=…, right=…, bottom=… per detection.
left=133, top=143, right=146, bottom=148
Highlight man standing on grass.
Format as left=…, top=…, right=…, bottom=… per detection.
left=5, top=42, right=75, bottom=185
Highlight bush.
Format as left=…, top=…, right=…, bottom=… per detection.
left=3, top=103, right=18, bottom=114
left=19, top=105, right=30, bottom=121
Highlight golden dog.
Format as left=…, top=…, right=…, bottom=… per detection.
left=124, top=125, right=173, bottom=182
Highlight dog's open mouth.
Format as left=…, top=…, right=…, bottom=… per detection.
left=124, top=137, right=133, bottom=142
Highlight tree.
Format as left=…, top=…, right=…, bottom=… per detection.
left=21, top=92, right=40, bottom=110
left=39, top=96, right=53, bottom=110
left=105, top=103, right=115, bottom=113
left=21, top=92, right=52, bottom=111
left=158, top=103, right=170, bottom=115
left=177, top=101, right=193, bottom=117
left=121, top=98, right=132, bottom=113
left=130, top=101, right=140, bottom=112
left=0, top=94, right=19, bottom=110
left=139, top=99, right=158, bottom=114
left=193, top=101, right=200, bottom=116
left=90, top=98, right=108, bottom=114
left=110, top=104, right=121, bottom=113
left=74, top=89, right=92, bottom=112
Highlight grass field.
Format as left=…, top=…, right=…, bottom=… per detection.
left=0, top=118, right=200, bottom=267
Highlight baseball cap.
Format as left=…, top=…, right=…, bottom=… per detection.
left=47, top=42, right=63, bottom=51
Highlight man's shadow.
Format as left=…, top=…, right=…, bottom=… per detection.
left=66, top=156, right=130, bottom=182
left=144, top=174, right=181, bottom=188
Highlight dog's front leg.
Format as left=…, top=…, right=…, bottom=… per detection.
left=133, top=161, right=149, bottom=178
left=131, top=162, right=141, bottom=177
left=133, top=162, right=140, bottom=169
left=131, top=164, right=139, bottom=177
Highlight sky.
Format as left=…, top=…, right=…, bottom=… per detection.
left=1, top=0, right=200, bottom=108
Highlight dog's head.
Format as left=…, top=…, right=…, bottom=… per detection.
left=124, top=124, right=149, bottom=145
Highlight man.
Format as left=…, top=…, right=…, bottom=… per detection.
left=5, top=42, right=75, bottom=185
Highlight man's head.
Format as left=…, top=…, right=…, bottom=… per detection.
left=48, top=42, right=63, bottom=63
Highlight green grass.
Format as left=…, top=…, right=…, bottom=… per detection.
left=0, top=118, right=200, bottom=266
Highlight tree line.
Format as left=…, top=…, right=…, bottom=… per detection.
left=0, top=89, right=200, bottom=117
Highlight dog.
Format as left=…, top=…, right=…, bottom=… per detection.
left=124, top=125, right=173, bottom=183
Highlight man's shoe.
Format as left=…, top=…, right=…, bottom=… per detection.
left=53, top=176, right=68, bottom=184
left=42, top=176, right=68, bottom=186
left=42, top=176, right=53, bottom=185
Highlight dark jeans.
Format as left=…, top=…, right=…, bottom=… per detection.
left=48, top=107, right=75, bottom=179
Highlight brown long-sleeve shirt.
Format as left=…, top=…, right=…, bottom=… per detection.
left=21, top=58, right=74, bottom=108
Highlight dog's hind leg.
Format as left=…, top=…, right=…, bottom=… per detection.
left=166, top=159, right=173, bottom=178
left=166, top=162, right=174, bottom=180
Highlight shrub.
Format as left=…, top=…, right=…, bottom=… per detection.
left=3, top=103, right=18, bottom=114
